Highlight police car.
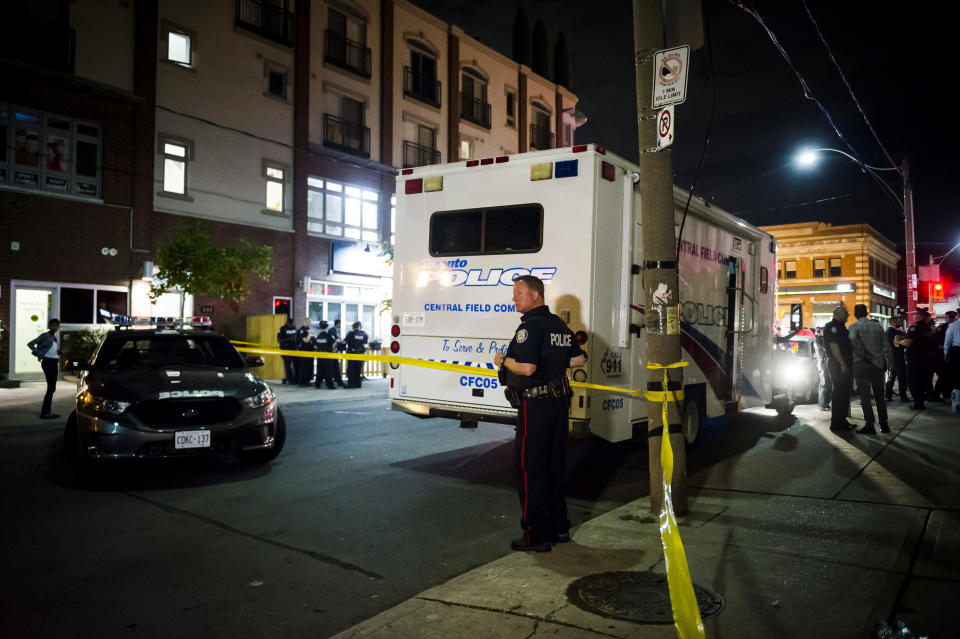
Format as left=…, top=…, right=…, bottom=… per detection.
left=64, top=318, right=285, bottom=466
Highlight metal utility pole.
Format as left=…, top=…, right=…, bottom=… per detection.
left=633, top=0, right=687, bottom=515
left=903, top=159, right=917, bottom=323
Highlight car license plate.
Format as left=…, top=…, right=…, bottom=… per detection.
left=174, top=430, right=211, bottom=449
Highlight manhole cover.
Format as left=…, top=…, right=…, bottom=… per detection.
left=566, top=571, right=724, bottom=624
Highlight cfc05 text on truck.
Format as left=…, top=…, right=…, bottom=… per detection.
left=388, top=144, right=787, bottom=445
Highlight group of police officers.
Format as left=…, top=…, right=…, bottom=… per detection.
left=815, top=305, right=959, bottom=432
left=277, top=317, right=370, bottom=389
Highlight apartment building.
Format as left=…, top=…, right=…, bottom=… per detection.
left=1, top=0, right=581, bottom=378
left=760, top=222, right=901, bottom=329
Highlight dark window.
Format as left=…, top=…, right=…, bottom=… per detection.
left=342, top=96, right=363, bottom=125
left=506, top=92, right=515, bottom=118
left=829, top=257, right=842, bottom=277
left=96, top=290, right=128, bottom=322
left=759, top=267, right=769, bottom=294
left=60, top=287, right=94, bottom=323
left=868, top=256, right=875, bottom=277
left=268, top=70, right=286, bottom=98
left=813, top=258, right=825, bottom=278
left=429, top=204, right=543, bottom=256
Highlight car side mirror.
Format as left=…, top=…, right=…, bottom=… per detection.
left=245, top=356, right=265, bottom=367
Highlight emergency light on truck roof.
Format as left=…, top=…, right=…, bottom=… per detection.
left=404, top=176, right=443, bottom=195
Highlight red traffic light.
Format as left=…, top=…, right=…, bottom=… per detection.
left=933, top=282, right=945, bottom=300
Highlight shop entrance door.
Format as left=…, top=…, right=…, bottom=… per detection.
left=13, top=286, right=56, bottom=377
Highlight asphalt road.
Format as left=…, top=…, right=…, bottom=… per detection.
left=1, top=385, right=702, bottom=638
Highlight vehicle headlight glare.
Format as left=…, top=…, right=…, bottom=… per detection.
left=243, top=388, right=275, bottom=409
left=80, top=391, right=132, bottom=415
left=777, top=363, right=805, bottom=384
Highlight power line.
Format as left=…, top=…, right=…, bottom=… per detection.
left=732, top=191, right=855, bottom=216
left=728, top=1, right=868, bottom=169
left=801, top=0, right=902, bottom=176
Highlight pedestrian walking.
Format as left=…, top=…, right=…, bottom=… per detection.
left=848, top=304, right=892, bottom=434
left=296, top=317, right=315, bottom=386
left=815, top=327, right=831, bottom=411
left=314, top=321, right=337, bottom=389
left=904, top=308, right=937, bottom=410
left=277, top=317, right=298, bottom=384
left=885, top=317, right=910, bottom=403
left=344, top=321, right=368, bottom=388
left=823, top=306, right=855, bottom=432
left=27, top=318, right=62, bottom=419
left=493, top=275, right=586, bottom=552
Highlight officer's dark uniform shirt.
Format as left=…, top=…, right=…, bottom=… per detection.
left=822, top=319, right=852, bottom=366
left=887, top=326, right=906, bottom=365
left=505, top=305, right=583, bottom=389
left=906, top=320, right=936, bottom=364
left=296, top=325, right=314, bottom=350
left=277, top=325, right=298, bottom=349
left=314, top=329, right=334, bottom=353
left=344, top=329, right=368, bottom=354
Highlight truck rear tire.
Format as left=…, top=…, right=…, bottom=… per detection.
left=773, top=395, right=795, bottom=416
left=682, top=397, right=703, bottom=446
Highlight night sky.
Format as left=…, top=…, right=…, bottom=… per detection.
left=410, top=0, right=959, bottom=284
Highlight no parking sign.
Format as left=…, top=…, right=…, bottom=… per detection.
left=657, top=105, right=674, bottom=149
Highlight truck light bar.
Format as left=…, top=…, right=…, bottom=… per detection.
left=530, top=162, right=552, bottom=181
left=400, top=168, right=413, bottom=175
left=495, top=156, right=509, bottom=163
left=405, top=178, right=423, bottom=194
left=466, top=159, right=479, bottom=167
left=480, top=158, right=494, bottom=165
left=555, top=160, right=578, bottom=178
left=424, top=176, right=443, bottom=192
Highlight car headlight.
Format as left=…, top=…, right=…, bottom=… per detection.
left=242, top=388, right=275, bottom=409
left=79, top=391, right=132, bottom=415
left=776, top=362, right=806, bottom=384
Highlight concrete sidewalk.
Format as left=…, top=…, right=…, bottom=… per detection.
left=332, top=401, right=959, bottom=639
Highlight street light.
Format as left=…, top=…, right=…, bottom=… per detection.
left=792, top=146, right=917, bottom=322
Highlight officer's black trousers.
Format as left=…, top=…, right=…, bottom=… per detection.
left=315, top=356, right=336, bottom=388
left=827, top=360, right=851, bottom=427
left=346, top=359, right=363, bottom=387
left=885, top=357, right=908, bottom=401
left=281, top=355, right=297, bottom=384
left=514, top=397, right=570, bottom=544
left=297, top=354, right=314, bottom=385
left=907, top=358, right=932, bottom=406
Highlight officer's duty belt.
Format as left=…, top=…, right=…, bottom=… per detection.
left=521, top=383, right=564, bottom=400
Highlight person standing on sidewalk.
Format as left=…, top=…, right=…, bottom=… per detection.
left=943, top=311, right=960, bottom=407
left=885, top=316, right=910, bottom=403
left=344, top=321, right=368, bottom=388
left=934, top=311, right=957, bottom=399
left=815, top=327, right=831, bottom=412
left=330, top=319, right=346, bottom=387
left=823, top=306, right=855, bottom=432
left=27, top=318, right=61, bottom=419
left=296, top=317, right=315, bottom=387
left=493, top=275, right=586, bottom=553
left=277, top=317, right=298, bottom=385
left=904, top=308, right=937, bottom=410
left=314, top=321, right=337, bottom=389
left=849, top=304, right=892, bottom=434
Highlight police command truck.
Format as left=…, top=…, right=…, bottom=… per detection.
left=388, top=144, right=786, bottom=444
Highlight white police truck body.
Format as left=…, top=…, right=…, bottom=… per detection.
left=389, top=145, right=779, bottom=443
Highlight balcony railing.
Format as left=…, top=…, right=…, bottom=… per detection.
left=235, top=0, right=295, bottom=47
left=529, top=124, right=555, bottom=150
left=403, top=67, right=441, bottom=108
left=460, top=94, right=491, bottom=129
left=324, top=30, right=371, bottom=78
left=1, top=13, right=75, bottom=73
left=323, top=114, right=370, bottom=158
left=403, top=141, right=440, bottom=168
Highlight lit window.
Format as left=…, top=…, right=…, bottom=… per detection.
left=168, top=32, right=190, bottom=65
left=160, top=139, right=189, bottom=195
left=459, top=139, right=473, bottom=160
left=265, top=164, right=285, bottom=212
left=308, top=177, right=380, bottom=241
left=813, top=259, right=825, bottom=278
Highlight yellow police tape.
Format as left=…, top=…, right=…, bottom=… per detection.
left=648, top=360, right=705, bottom=639
left=231, top=342, right=685, bottom=400
left=239, top=341, right=702, bottom=635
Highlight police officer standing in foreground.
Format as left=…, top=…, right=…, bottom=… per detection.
left=493, top=275, right=586, bottom=552
left=885, top=316, right=910, bottom=403
left=277, top=317, right=298, bottom=384
left=823, top=305, right=855, bottom=432
left=330, top=319, right=346, bottom=387
left=314, top=321, right=337, bottom=389
left=344, top=321, right=368, bottom=388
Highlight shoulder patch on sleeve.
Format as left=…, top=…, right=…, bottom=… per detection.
left=515, top=329, right=528, bottom=343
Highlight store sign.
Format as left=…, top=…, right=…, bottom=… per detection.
left=872, top=284, right=895, bottom=299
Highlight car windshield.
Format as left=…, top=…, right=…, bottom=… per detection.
left=94, top=333, right=246, bottom=369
